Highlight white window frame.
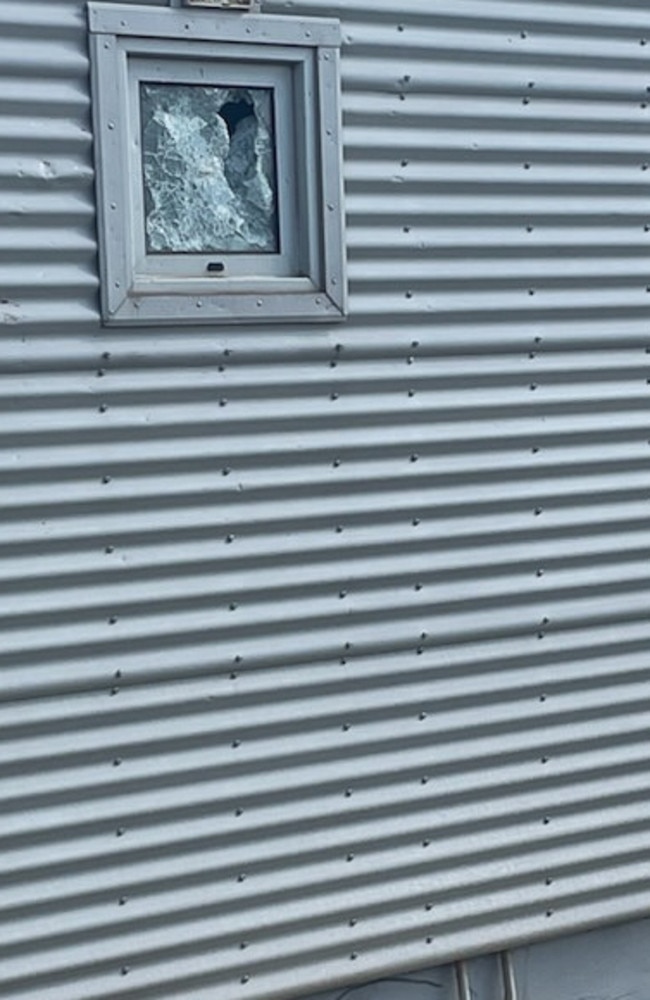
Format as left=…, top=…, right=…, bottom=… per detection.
left=88, top=3, right=346, bottom=325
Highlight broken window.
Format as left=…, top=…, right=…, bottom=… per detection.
left=88, top=3, right=346, bottom=325
left=140, top=83, right=279, bottom=254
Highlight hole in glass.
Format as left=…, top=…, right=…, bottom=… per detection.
left=140, top=82, right=279, bottom=254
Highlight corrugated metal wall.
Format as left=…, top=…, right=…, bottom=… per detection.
left=3, top=1, right=650, bottom=998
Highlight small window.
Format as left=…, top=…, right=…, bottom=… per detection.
left=88, top=3, right=346, bottom=325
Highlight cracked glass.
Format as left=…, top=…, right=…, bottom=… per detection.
left=140, top=82, right=279, bottom=255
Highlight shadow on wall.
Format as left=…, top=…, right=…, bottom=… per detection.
left=299, top=916, right=650, bottom=1000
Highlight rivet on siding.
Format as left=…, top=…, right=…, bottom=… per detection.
left=256, top=299, right=263, bottom=307
left=113, top=757, right=122, bottom=767
left=344, top=642, right=353, bottom=650
left=546, top=909, right=554, bottom=917
left=241, top=975, right=250, bottom=984
left=110, top=686, right=119, bottom=696
left=420, top=631, right=428, bottom=640
left=332, top=458, right=341, bottom=467
left=408, top=389, right=415, bottom=397
left=419, top=711, right=427, bottom=721
left=541, top=616, right=549, bottom=625
left=424, top=901, right=433, bottom=911
left=422, top=838, right=430, bottom=847
left=237, top=873, right=246, bottom=882
left=339, top=590, right=347, bottom=599
left=414, top=582, right=423, bottom=591
left=108, top=615, right=117, bottom=625
left=407, top=356, right=414, bottom=364
left=118, top=896, right=128, bottom=905
left=539, top=694, right=547, bottom=702
left=529, top=383, right=538, bottom=391
left=229, top=602, right=238, bottom=611
left=401, top=159, right=409, bottom=167
left=222, top=467, right=231, bottom=476
left=520, top=30, right=527, bottom=38
left=526, top=225, right=534, bottom=233
left=226, top=534, right=235, bottom=544
left=397, top=24, right=404, bottom=31
left=523, top=162, right=531, bottom=170
left=342, top=723, right=351, bottom=731
left=230, top=672, right=238, bottom=681
left=641, top=38, right=647, bottom=46
left=240, top=941, right=249, bottom=950
left=534, top=506, right=543, bottom=515
left=403, top=226, right=411, bottom=233
left=330, top=360, right=338, bottom=368
left=531, top=446, right=540, bottom=453
left=102, top=475, right=112, bottom=484
left=416, top=647, right=424, bottom=655
left=105, top=545, right=114, bottom=554
left=335, top=525, right=344, bottom=533
left=542, top=816, right=550, bottom=825
left=116, top=827, right=125, bottom=837
left=412, top=517, right=420, bottom=526
left=420, top=775, right=429, bottom=785
left=196, top=299, right=203, bottom=308
left=108, top=121, right=115, bottom=130
left=405, top=290, right=413, bottom=299
left=541, top=756, right=549, bottom=764
left=545, top=877, right=553, bottom=886
left=349, top=918, right=357, bottom=927
left=537, top=631, right=545, bottom=640
left=346, top=853, right=355, bottom=862
left=98, top=403, right=108, bottom=413
left=231, top=739, right=241, bottom=749
left=219, top=398, right=228, bottom=407
left=96, top=369, right=105, bottom=378
left=410, top=453, right=419, bottom=462
left=528, top=289, right=535, bottom=296
left=330, top=392, right=339, bottom=400
left=350, top=953, right=358, bottom=961
left=536, top=568, right=544, bottom=577
left=235, top=808, right=244, bottom=817
left=426, top=936, right=434, bottom=945
left=643, top=164, right=649, bottom=171
left=120, top=966, right=130, bottom=976
left=522, top=98, right=530, bottom=105
left=344, top=788, right=353, bottom=797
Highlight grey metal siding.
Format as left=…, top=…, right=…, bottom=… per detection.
left=2, top=0, right=650, bottom=998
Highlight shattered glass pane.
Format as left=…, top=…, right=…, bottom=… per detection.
left=140, top=83, right=279, bottom=254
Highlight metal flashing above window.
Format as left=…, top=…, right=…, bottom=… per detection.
left=88, top=3, right=346, bottom=325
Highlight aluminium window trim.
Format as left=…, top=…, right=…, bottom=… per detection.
left=88, top=2, right=346, bottom=325
left=128, top=55, right=299, bottom=282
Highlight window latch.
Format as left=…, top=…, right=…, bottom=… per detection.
left=182, top=0, right=261, bottom=11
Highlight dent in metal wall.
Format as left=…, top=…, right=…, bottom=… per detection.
left=3, top=0, right=650, bottom=999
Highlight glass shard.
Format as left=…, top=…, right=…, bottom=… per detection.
left=140, top=83, right=279, bottom=254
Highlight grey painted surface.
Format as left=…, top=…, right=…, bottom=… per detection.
left=304, top=917, right=650, bottom=1000
left=3, top=0, right=650, bottom=998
